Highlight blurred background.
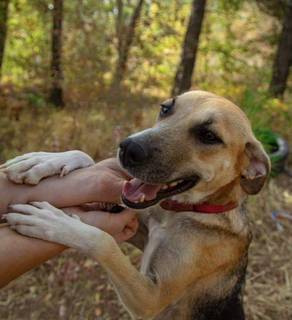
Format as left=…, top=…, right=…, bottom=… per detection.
left=0, top=0, right=291, bottom=319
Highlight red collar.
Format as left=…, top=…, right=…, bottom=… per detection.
left=160, top=199, right=237, bottom=214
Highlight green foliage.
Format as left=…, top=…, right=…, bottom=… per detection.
left=1, top=0, right=288, bottom=94
left=240, top=88, right=290, bottom=134
left=0, top=0, right=291, bottom=165
left=254, top=128, right=278, bottom=153
left=26, top=91, right=46, bottom=108
left=239, top=88, right=291, bottom=175
left=3, top=0, right=50, bottom=84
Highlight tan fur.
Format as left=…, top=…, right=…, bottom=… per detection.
left=94, top=90, right=269, bottom=319
left=105, top=91, right=268, bottom=319
left=5, top=90, right=270, bottom=319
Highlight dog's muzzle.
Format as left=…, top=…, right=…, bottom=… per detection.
left=118, top=137, right=200, bottom=210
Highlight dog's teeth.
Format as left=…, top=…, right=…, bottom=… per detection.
left=177, top=179, right=183, bottom=184
left=162, top=185, right=168, bottom=190
left=139, top=195, right=145, bottom=203
left=170, top=182, right=178, bottom=187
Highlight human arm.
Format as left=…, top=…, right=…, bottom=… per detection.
left=0, top=157, right=129, bottom=215
left=0, top=156, right=137, bottom=287
left=0, top=206, right=138, bottom=288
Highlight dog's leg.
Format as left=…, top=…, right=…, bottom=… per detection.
left=0, top=151, right=94, bottom=185
left=5, top=202, right=203, bottom=319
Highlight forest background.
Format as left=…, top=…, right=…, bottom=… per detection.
left=0, top=0, right=291, bottom=319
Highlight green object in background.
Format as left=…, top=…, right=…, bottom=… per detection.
left=255, top=128, right=289, bottom=176
left=241, top=89, right=290, bottom=177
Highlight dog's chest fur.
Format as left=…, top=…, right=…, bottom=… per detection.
left=137, top=206, right=250, bottom=320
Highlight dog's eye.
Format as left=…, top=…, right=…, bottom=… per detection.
left=197, top=128, right=222, bottom=145
left=160, top=105, right=172, bottom=116
left=159, top=98, right=175, bottom=117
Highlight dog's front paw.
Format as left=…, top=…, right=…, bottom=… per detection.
left=5, top=202, right=86, bottom=245
left=0, top=150, right=94, bottom=185
left=5, top=202, right=70, bottom=242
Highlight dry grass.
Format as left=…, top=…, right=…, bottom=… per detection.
left=0, top=176, right=291, bottom=320
left=0, top=85, right=160, bottom=162
left=244, top=177, right=292, bottom=320
left=0, top=86, right=291, bottom=319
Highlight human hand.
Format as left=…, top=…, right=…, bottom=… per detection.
left=64, top=205, right=138, bottom=243
left=5, top=202, right=138, bottom=245
left=89, top=158, right=131, bottom=204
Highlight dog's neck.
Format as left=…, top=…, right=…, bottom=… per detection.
left=204, top=177, right=244, bottom=206
left=169, top=177, right=244, bottom=213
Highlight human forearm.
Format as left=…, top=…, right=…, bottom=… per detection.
left=0, top=204, right=137, bottom=288
left=0, top=226, right=66, bottom=288
left=0, top=169, right=95, bottom=215
left=0, top=155, right=135, bottom=288
left=0, top=158, right=128, bottom=215
left=23, top=166, right=102, bottom=208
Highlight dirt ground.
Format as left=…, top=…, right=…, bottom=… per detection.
left=0, top=175, right=291, bottom=320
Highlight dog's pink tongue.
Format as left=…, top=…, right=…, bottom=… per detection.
left=123, top=178, right=162, bottom=202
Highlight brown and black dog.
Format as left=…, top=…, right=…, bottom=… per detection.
left=4, top=90, right=270, bottom=319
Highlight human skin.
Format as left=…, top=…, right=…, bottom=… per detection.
left=0, top=158, right=138, bottom=287
left=0, top=158, right=129, bottom=214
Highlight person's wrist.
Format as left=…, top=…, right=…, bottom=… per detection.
left=93, top=170, right=124, bottom=204
left=0, top=174, right=32, bottom=214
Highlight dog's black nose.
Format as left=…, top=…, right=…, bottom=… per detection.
left=119, top=138, right=149, bottom=166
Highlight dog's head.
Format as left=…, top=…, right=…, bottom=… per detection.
left=118, top=90, right=270, bottom=209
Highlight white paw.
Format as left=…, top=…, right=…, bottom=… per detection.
left=5, top=202, right=91, bottom=247
left=0, top=150, right=94, bottom=185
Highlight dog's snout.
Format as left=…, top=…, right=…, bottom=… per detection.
left=119, top=138, right=149, bottom=166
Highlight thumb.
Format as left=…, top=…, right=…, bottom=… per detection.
left=115, top=216, right=139, bottom=243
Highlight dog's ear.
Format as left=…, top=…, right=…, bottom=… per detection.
left=240, top=140, right=271, bottom=194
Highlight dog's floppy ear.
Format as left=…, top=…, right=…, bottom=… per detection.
left=240, top=140, right=271, bottom=194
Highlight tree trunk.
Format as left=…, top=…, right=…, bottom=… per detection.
left=116, top=0, right=124, bottom=63
left=0, top=0, right=9, bottom=79
left=269, top=1, right=292, bottom=98
left=49, top=0, right=64, bottom=107
left=113, top=0, right=144, bottom=86
left=172, top=0, right=207, bottom=96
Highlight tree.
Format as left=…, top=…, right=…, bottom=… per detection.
left=269, top=1, right=292, bottom=97
left=256, top=0, right=286, bottom=19
left=172, top=0, right=207, bottom=96
left=0, top=0, right=9, bottom=79
left=49, top=0, right=64, bottom=107
left=112, top=0, right=144, bottom=86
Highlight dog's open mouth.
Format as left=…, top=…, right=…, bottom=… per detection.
left=121, top=176, right=200, bottom=209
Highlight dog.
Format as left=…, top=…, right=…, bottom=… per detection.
left=3, top=90, right=270, bottom=319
